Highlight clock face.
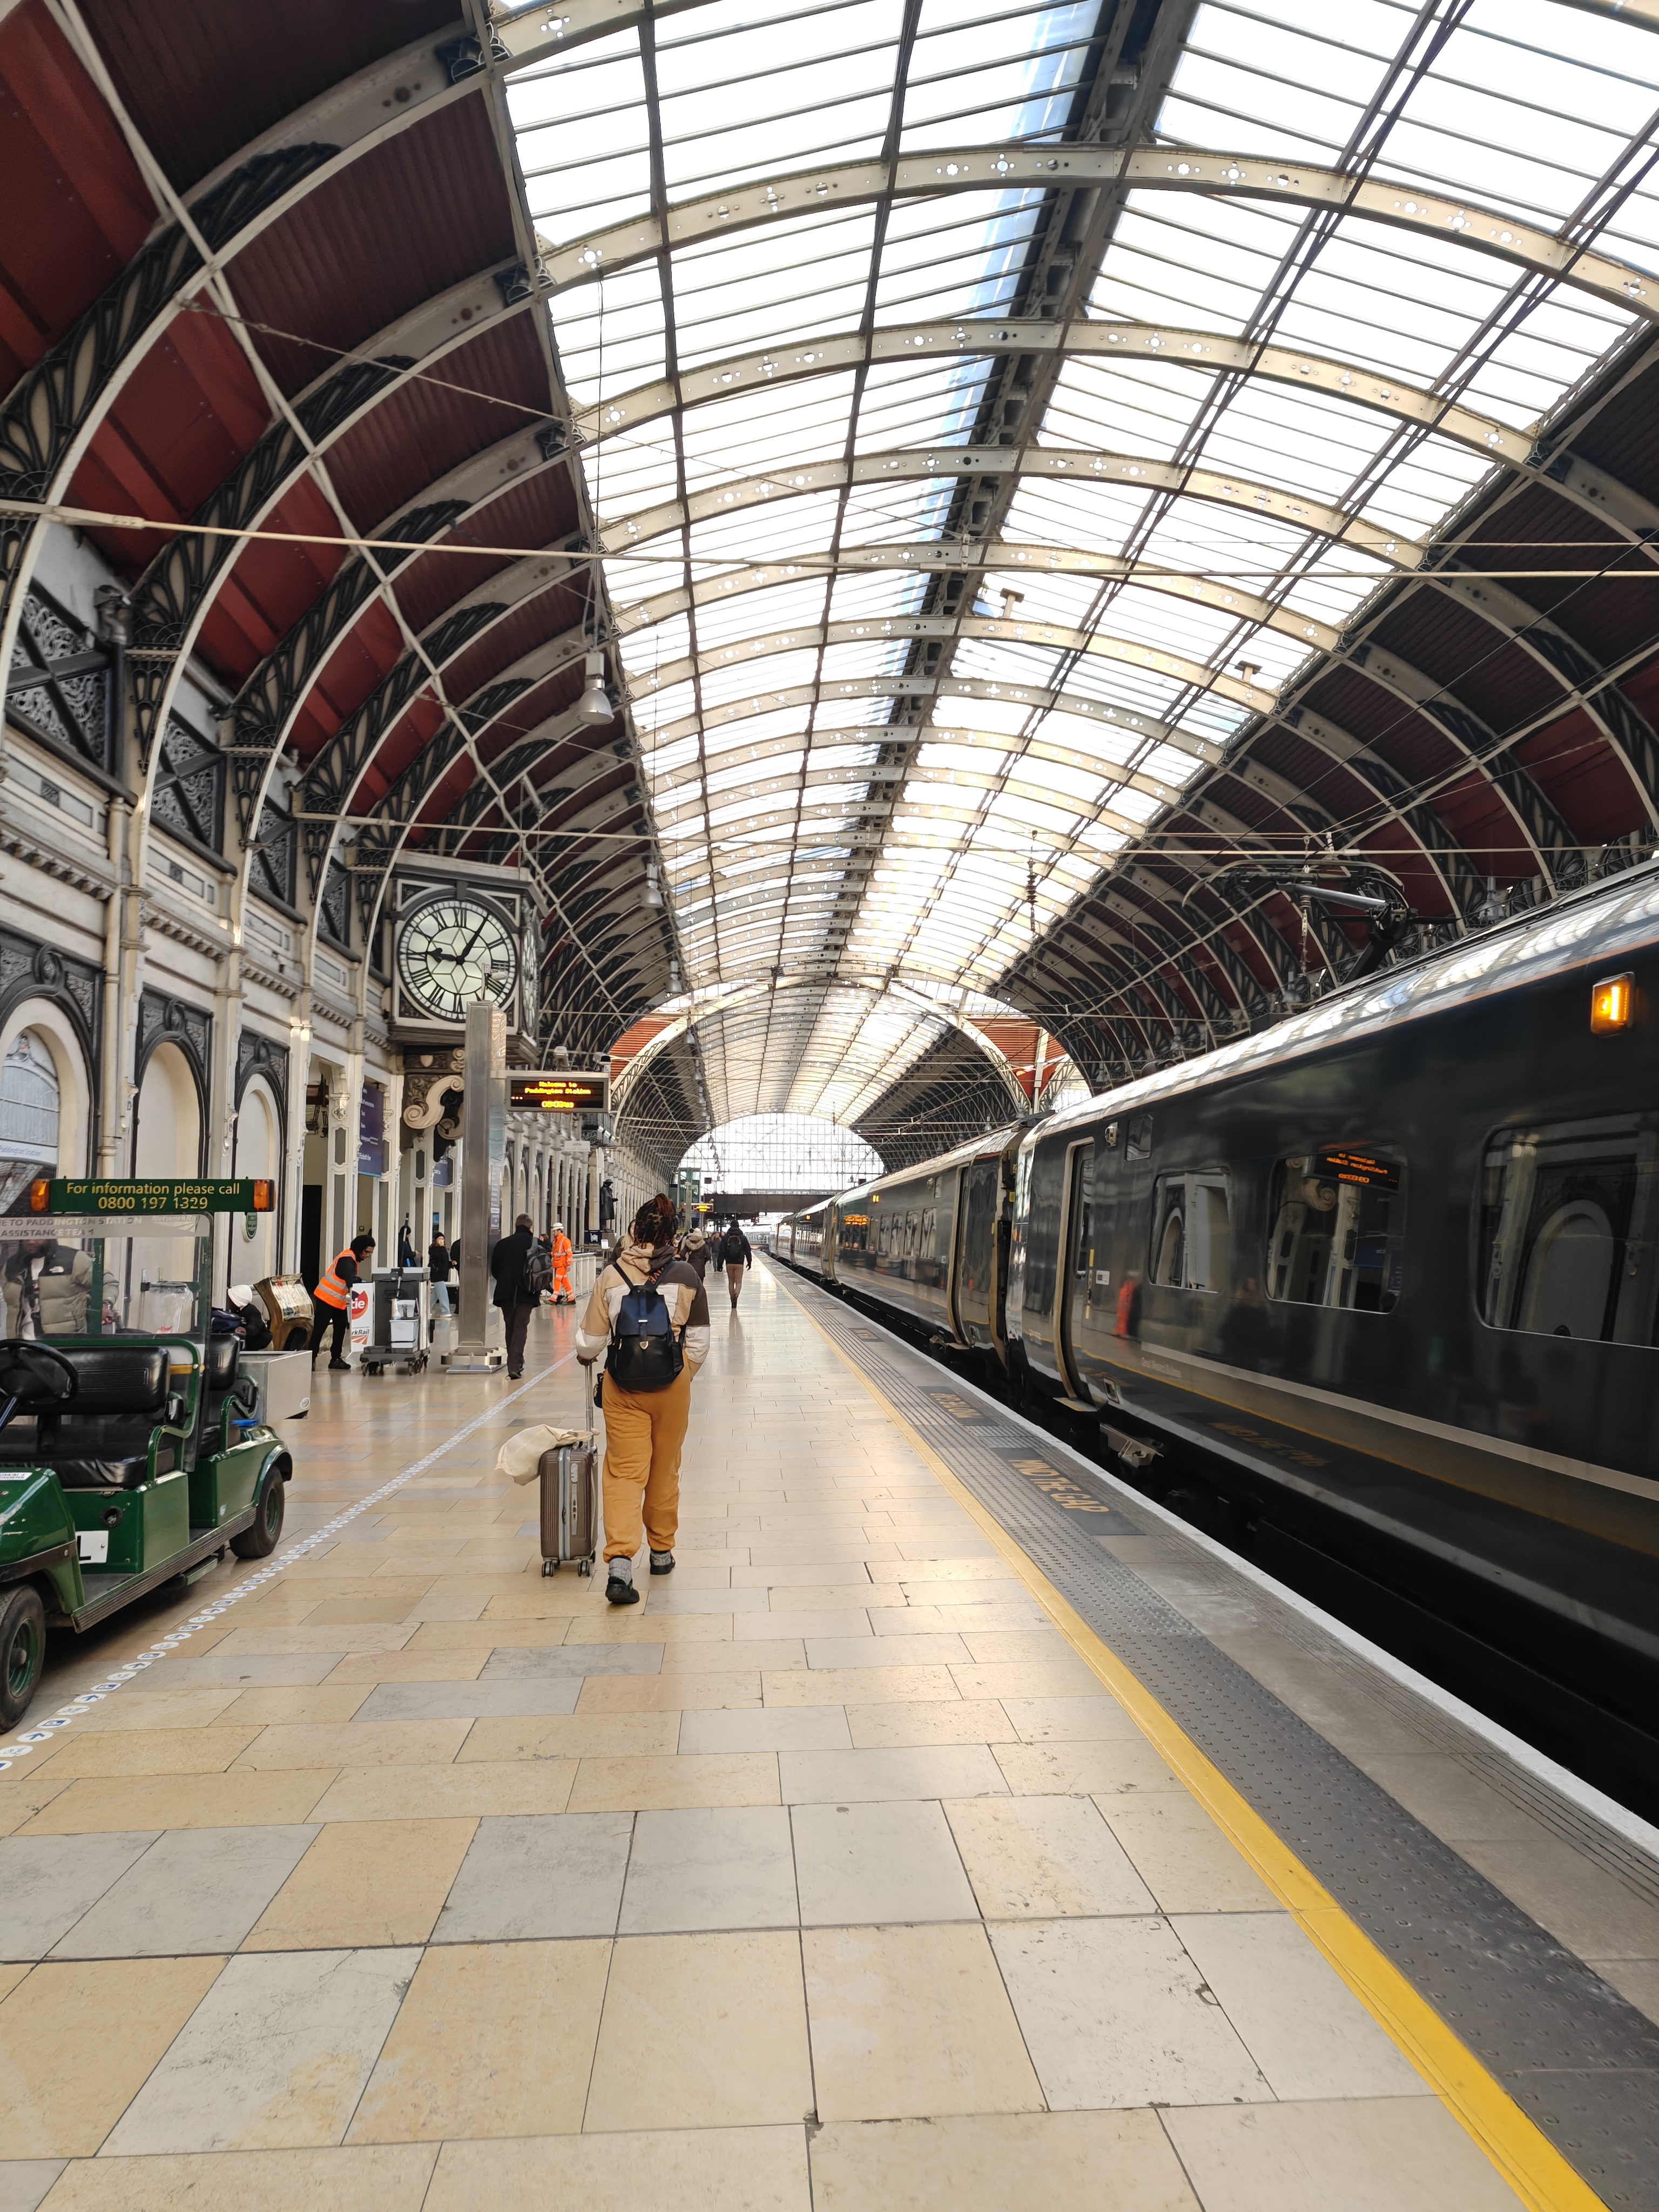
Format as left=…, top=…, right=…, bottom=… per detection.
left=397, top=895, right=520, bottom=1024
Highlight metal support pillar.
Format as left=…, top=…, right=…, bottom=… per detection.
left=451, top=998, right=507, bottom=1371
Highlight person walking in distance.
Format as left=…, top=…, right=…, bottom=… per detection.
left=680, top=1224, right=713, bottom=1284
left=550, top=1219, right=575, bottom=1305
left=576, top=1195, right=710, bottom=1606
left=721, top=1219, right=753, bottom=1309
left=312, top=1232, right=374, bottom=1370
left=491, top=1212, right=540, bottom=1379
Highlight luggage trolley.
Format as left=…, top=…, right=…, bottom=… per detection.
left=360, top=1266, right=430, bottom=1376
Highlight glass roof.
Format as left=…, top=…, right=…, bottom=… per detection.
left=504, top=0, right=1659, bottom=1112
left=681, top=1111, right=887, bottom=1189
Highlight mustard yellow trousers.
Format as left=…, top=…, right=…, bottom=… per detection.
left=601, top=1363, right=692, bottom=1561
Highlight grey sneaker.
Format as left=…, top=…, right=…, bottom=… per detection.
left=649, top=1549, right=676, bottom=1576
left=605, top=1558, right=639, bottom=1606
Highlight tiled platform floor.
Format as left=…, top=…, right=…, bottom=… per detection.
left=0, top=1263, right=1528, bottom=2210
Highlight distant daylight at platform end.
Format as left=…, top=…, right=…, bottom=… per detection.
left=3, top=0, right=1659, bottom=2207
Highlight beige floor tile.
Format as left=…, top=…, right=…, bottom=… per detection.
left=1002, top=1695, right=1143, bottom=1743
left=0, top=1768, right=72, bottom=1838
left=809, top=2110, right=1201, bottom=2211
left=216, top=1685, right=373, bottom=1726
left=307, top=1759, right=577, bottom=1822
left=0, top=1960, right=31, bottom=2001
left=576, top=1673, right=760, bottom=1713
left=477, top=1588, right=609, bottom=1620
left=845, top=1698, right=1015, bottom=1748
left=569, top=1614, right=738, bottom=1646
left=399, top=1593, right=490, bottom=1621
left=233, top=1720, right=469, bottom=1770
left=458, top=1712, right=679, bottom=1760
left=768, top=1583, right=909, bottom=1611
left=1172, top=1913, right=1422, bottom=2099
left=301, top=1594, right=431, bottom=1625
left=739, top=1610, right=871, bottom=1645
left=585, top=1930, right=812, bottom=2131
left=947, top=1795, right=1156, bottom=1918
left=31, top=1727, right=262, bottom=1778
left=952, top=1663, right=1107, bottom=1702
left=242, top=1818, right=476, bottom=1948
left=659, top=1640, right=806, bottom=1674
left=34, top=2144, right=439, bottom=2210
left=866, top=1557, right=1011, bottom=1583
left=1162, top=2096, right=1529, bottom=2210
left=323, top=1650, right=488, bottom=1684
left=423, top=2125, right=811, bottom=2212
left=19, top=1770, right=336, bottom=1836
left=0, top=1955, right=224, bottom=2156
left=764, top=1665, right=960, bottom=1707
left=993, top=1739, right=1180, bottom=1798
left=804, top=1923, right=1043, bottom=2122
left=989, top=1916, right=1270, bottom=2109
left=348, top=1938, right=610, bottom=2141
left=568, top=1751, right=779, bottom=1812
left=1100, top=1795, right=1279, bottom=1912
left=69, top=1688, right=241, bottom=1733
left=214, top=1626, right=414, bottom=1655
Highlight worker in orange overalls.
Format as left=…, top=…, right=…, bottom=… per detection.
left=312, top=1232, right=374, bottom=1370
left=551, top=1220, right=575, bottom=1305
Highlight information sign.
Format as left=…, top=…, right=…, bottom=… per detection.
left=31, top=1177, right=276, bottom=1217
left=508, top=1072, right=610, bottom=1114
left=1312, top=1150, right=1400, bottom=1192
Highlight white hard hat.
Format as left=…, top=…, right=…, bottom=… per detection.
left=554, top=1221, right=564, bottom=1231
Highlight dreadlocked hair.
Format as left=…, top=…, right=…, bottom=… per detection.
left=633, top=1196, right=674, bottom=1246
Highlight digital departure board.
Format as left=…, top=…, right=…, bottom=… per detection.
left=508, top=1072, right=610, bottom=1114
left=1313, top=1149, right=1400, bottom=1192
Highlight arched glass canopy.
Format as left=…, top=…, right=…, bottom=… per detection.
left=503, top=0, right=1659, bottom=1107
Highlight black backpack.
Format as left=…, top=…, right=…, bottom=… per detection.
left=605, top=1261, right=686, bottom=1392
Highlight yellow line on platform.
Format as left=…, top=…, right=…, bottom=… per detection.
left=783, top=1274, right=1607, bottom=2212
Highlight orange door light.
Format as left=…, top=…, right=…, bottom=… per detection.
left=1590, top=972, right=1634, bottom=1034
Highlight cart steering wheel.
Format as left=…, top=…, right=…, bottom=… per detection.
left=0, top=1339, right=79, bottom=1431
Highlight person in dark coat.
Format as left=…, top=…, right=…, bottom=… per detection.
left=491, top=1212, right=538, bottom=1378
left=720, top=1222, right=753, bottom=1309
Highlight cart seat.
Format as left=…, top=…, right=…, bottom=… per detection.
left=25, top=1345, right=177, bottom=1490
left=203, top=1334, right=239, bottom=1393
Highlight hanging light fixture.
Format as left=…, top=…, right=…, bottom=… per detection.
left=577, top=648, right=612, bottom=724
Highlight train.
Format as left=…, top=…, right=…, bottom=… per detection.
left=781, top=861, right=1659, bottom=1797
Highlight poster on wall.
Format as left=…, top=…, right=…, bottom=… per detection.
left=358, top=1088, right=386, bottom=1175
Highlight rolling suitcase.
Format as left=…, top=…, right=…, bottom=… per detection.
left=538, top=1391, right=598, bottom=1576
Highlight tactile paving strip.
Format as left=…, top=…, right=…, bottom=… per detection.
left=781, top=1267, right=1659, bottom=2208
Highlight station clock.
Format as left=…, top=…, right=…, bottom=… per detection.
left=395, top=892, right=520, bottom=1024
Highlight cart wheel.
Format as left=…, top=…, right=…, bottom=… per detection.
left=578, top=1558, right=592, bottom=1577
left=0, top=1583, right=46, bottom=1728
left=231, top=1465, right=286, bottom=1559
left=541, top=1559, right=556, bottom=1576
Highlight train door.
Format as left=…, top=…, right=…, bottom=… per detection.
left=1056, top=1139, right=1097, bottom=1406
left=952, top=1158, right=995, bottom=1344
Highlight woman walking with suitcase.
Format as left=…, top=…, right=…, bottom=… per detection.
left=576, top=1195, right=710, bottom=1606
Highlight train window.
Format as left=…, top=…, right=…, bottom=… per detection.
left=1070, top=1151, right=1096, bottom=1303
left=1128, top=1114, right=1154, bottom=1160
left=1266, top=1149, right=1405, bottom=1313
left=1149, top=1172, right=1231, bottom=1292
left=1479, top=1115, right=1659, bottom=1343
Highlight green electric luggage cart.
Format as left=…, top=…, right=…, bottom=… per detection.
left=0, top=1177, right=293, bottom=1727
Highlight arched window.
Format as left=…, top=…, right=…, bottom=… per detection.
left=0, top=1031, right=60, bottom=1211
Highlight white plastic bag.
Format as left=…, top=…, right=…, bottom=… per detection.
left=495, top=1424, right=590, bottom=1485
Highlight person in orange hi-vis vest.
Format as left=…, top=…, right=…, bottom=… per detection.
left=551, top=1222, right=574, bottom=1305
left=312, top=1232, right=374, bottom=1370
